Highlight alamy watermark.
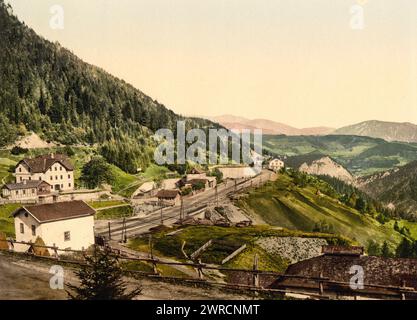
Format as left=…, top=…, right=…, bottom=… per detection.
left=153, top=121, right=263, bottom=169
left=49, top=4, right=64, bottom=30
left=349, top=265, right=365, bottom=290
left=350, top=0, right=369, bottom=30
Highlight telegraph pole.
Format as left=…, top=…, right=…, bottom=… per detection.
left=215, top=185, right=219, bottom=207
left=180, top=196, right=184, bottom=222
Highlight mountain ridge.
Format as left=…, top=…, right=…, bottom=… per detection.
left=205, top=115, right=335, bottom=136
left=334, top=120, right=417, bottom=143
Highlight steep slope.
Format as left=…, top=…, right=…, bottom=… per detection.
left=237, top=172, right=403, bottom=247
left=207, top=115, right=334, bottom=135
left=0, top=2, right=216, bottom=172
left=358, top=161, right=417, bottom=217
left=334, top=120, right=417, bottom=143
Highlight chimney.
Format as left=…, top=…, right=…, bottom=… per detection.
left=23, top=180, right=27, bottom=185
left=50, top=153, right=55, bottom=159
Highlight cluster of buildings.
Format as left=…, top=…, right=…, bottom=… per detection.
left=0, top=153, right=94, bottom=253
left=154, top=168, right=217, bottom=206
left=1, top=153, right=75, bottom=202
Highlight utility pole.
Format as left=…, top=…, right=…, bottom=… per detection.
left=180, top=196, right=184, bottom=222
left=215, top=185, right=219, bottom=207
left=108, top=222, right=111, bottom=240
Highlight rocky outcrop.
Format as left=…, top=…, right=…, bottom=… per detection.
left=256, top=237, right=328, bottom=264
left=299, top=156, right=354, bottom=183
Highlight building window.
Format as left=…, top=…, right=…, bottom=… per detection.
left=28, top=177, right=31, bottom=181
left=50, top=176, right=53, bottom=181
left=55, top=176, right=58, bottom=180
left=61, top=184, right=63, bottom=188
left=55, top=167, right=57, bottom=171
left=31, top=225, right=36, bottom=236
left=60, top=166, right=62, bottom=171
left=69, top=183, right=71, bottom=188
left=19, top=167, right=22, bottom=173
left=64, top=231, right=71, bottom=242
left=68, top=174, right=71, bottom=179
left=20, top=223, right=24, bottom=234
left=23, top=190, right=26, bottom=195
left=60, top=175, right=63, bottom=179
left=39, top=177, right=42, bottom=181
left=20, top=177, right=23, bottom=182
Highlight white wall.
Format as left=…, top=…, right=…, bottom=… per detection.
left=15, top=162, right=74, bottom=191
left=14, top=213, right=95, bottom=253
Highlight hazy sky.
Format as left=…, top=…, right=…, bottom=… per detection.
left=6, top=0, right=417, bottom=128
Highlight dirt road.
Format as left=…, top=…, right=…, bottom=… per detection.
left=0, top=253, right=254, bottom=300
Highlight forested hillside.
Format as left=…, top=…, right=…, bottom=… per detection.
left=0, top=1, right=216, bottom=172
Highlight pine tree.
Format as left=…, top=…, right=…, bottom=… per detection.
left=381, top=241, right=392, bottom=258
left=67, top=246, right=142, bottom=300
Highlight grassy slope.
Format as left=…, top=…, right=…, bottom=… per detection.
left=237, top=173, right=403, bottom=247
left=0, top=204, right=20, bottom=237
left=128, top=225, right=349, bottom=272
left=262, top=135, right=417, bottom=176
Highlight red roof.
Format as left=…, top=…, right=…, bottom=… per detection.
left=17, top=154, right=74, bottom=173
left=13, top=201, right=95, bottom=223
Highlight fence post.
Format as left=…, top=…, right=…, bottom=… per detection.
left=197, top=259, right=204, bottom=280
left=401, top=280, right=407, bottom=300
left=8, top=239, right=14, bottom=252
left=53, top=243, right=59, bottom=260
left=319, top=271, right=324, bottom=296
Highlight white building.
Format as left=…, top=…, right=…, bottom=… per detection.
left=12, top=201, right=96, bottom=253
left=1, top=180, right=51, bottom=201
left=268, top=159, right=285, bottom=172
left=15, top=153, right=75, bottom=192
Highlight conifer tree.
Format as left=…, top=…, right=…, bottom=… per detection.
left=67, top=246, right=142, bottom=300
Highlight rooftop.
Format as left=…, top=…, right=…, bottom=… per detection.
left=17, top=154, right=74, bottom=173
left=13, top=201, right=95, bottom=223
left=3, top=180, right=49, bottom=191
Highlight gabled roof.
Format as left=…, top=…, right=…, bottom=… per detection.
left=187, top=179, right=208, bottom=186
left=17, top=154, right=74, bottom=173
left=189, top=168, right=204, bottom=174
left=157, top=189, right=180, bottom=199
left=2, top=180, right=50, bottom=191
left=13, top=201, right=95, bottom=223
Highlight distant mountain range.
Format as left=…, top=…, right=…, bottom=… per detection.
left=206, top=116, right=417, bottom=144
left=334, top=120, right=417, bottom=143
left=206, top=115, right=334, bottom=136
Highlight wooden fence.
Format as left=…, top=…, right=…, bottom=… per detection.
left=1, top=238, right=416, bottom=300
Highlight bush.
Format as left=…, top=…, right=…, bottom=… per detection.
left=11, top=146, right=28, bottom=155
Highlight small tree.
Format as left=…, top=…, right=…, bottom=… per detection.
left=67, top=246, right=142, bottom=300
left=81, top=157, right=114, bottom=189
left=366, top=240, right=381, bottom=256
left=381, top=241, right=392, bottom=258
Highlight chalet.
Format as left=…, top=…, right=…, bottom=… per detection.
left=15, top=153, right=74, bottom=192
left=12, top=201, right=96, bottom=253
left=1, top=180, right=51, bottom=201
left=156, top=189, right=181, bottom=206
left=268, top=158, right=285, bottom=172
